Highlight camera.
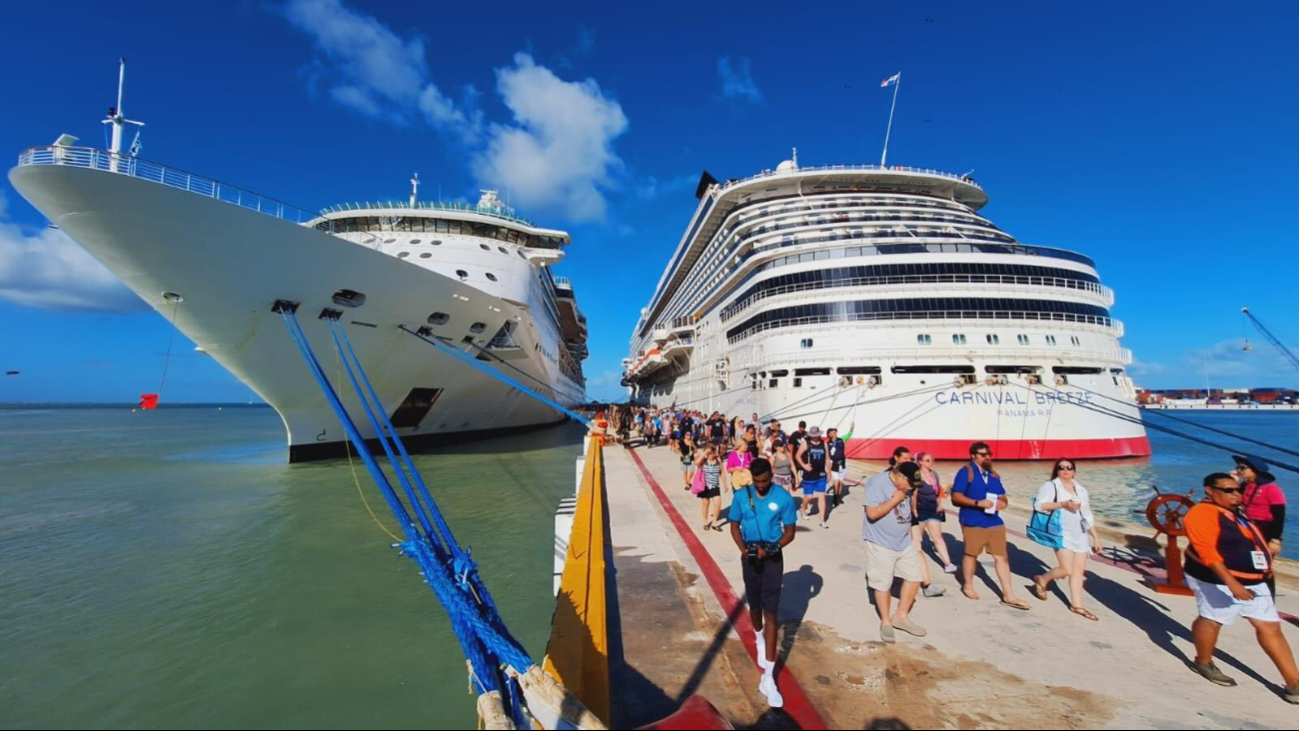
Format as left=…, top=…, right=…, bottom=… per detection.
left=745, top=542, right=783, bottom=568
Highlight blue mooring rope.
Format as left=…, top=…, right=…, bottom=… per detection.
left=277, top=309, right=535, bottom=708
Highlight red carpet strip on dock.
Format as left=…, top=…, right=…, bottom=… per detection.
left=628, top=448, right=828, bottom=730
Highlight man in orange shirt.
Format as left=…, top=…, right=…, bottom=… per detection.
left=1185, top=472, right=1299, bottom=703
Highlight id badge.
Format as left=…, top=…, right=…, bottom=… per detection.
left=1251, top=550, right=1269, bottom=570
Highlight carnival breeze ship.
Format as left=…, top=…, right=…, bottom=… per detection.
left=8, top=68, right=587, bottom=461
left=625, top=155, right=1150, bottom=459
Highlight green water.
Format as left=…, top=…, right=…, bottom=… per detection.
left=0, top=405, right=584, bottom=729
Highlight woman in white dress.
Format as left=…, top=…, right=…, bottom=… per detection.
left=1030, top=459, right=1104, bottom=620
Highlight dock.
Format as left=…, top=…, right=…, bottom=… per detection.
left=559, top=440, right=1299, bottom=729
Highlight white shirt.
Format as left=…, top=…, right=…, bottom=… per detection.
left=1035, top=479, right=1096, bottom=553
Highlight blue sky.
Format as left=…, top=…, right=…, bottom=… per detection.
left=2, top=0, right=1298, bottom=403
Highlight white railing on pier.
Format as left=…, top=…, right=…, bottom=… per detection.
left=16, top=146, right=326, bottom=227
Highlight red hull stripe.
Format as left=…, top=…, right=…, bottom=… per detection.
left=627, top=448, right=828, bottom=729
left=846, top=436, right=1152, bottom=460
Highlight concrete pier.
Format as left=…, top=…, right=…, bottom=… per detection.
left=602, top=444, right=1299, bottom=729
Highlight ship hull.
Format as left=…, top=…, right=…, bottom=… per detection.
left=9, top=163, right=584, bottom=461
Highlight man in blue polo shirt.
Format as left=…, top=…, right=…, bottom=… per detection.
left=950, top=441, right=1031, bottom=610
left=729, top=458, right=798, bottom=708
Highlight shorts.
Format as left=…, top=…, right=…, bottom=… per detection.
left=773, top=474, right=794, bottom=490
left=697, top=487, right=720, bottom=499
left=865, top=542, right=923, bottom=592
left=802, top=477, right=828, bottom=494
left=680, top=462, right=694, bottom=473
left=1187, top=576, right=1279, bottom=626
left=741, top=553, right=784, bottom=614
left=831, top=469, right=846, bottom=482
left=961, top=524, right=1008, bottom=557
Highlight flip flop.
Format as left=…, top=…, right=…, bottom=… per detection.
left=961, top=588, right=981, bottom=601
left=1000, top=598, right=1032, bottom=611
left=1031, top=579, right=1049, bottom=601
left=1070, top=606, right=1099, bottom=621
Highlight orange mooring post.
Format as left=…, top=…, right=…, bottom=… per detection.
left=1144, top=489, right=1196, bottom=596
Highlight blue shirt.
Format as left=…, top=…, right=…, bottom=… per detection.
left=729, top=484, right=798, bottom=543
left=951, top=460, right=1006, bottom=528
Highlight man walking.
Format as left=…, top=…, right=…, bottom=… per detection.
left=1185, top=472, right=1299, bottom=702
left=796, top=426, right=831, bottom=527
left=863, top=461, right=930, bottom=642
left=827, top=427, right=847, bottom=507
left=728, top=459, right=798, bottom=708
left=950, top=442, right=1030, bottom=610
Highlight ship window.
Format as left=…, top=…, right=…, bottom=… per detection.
left=397, top=252, right=410, bottom=258
left=428, top=312, right=450, bottom=326
left=769, top=379, right=779, bottom=388
left=917, top=334, right=933, bottom=345
left=793, top=378, right=804, bottom=388
left=480, top=243, right=491, bottom=251
left=388, top=388, right=443, bottom=429
left=420, top=253, right=432, bottom=258
left=486, top=273, right=498, bottom=282
left=837, top=366, right=882, bottom=375
left=1071, top=336, right=1081, bottom=346
left=1052, top=366, right=1103, bottom=375
left=498, top=246, right=508, bottom=255
left=470, top=322, right=487, bottom=334
left=383, top=238, right=395, bottom=244
left=411, top=239, right=421, bottom=244
left=1017, top=334, right=1030, bottom=345
left=456, top=270, right=468, bottom=280
left=987, top=334, right=1000, bottom=345
left=952, top=334, right=967, bottom=345
left=800, top=338, right=814, bottom=349
left=517, top=250, right=527, bottom=259
left=769, top=369, right=789, bottom=377
left=794, top=367, right=831, bottom=376
left=432, top=240, right=442, bottom=245
left=1046, top=335, right=1057, bottom=345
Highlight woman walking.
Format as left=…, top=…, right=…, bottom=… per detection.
left=771, top=440, right=796, bottom=494
left=911, top=451, right=958, bottom=575
left=727, top=435, right=755, bottom=493
left=1030, top=459, right=1103, bottom=620
left=696, top=447, right=725, bottom=531
left=679, top=432, right=697, bottom=490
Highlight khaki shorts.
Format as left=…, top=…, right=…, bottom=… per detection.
left=865, top=541, right=923, bottom=592
left=962, top=525, right=1008, bottom=557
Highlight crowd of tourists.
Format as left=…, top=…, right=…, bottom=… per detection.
left=603, top=403, right=1296, bottom=709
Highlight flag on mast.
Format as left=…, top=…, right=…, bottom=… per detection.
left=880, top=73, right=900, bottom=88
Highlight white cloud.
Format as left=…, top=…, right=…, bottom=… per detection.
left=472, top=54, right=628, bottom=222
left=0, top=193, right=145, bottom=312
left=285, top=0, right=481, bottom=140
left=285, top=3, right=626, bottom=222
left=717, top=55, right=762, bottom=102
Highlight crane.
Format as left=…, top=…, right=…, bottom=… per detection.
left=1242, top=307, right=1299, bottom=375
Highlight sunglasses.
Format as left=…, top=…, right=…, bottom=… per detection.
left=975, top=452, right=992, bottom=458
left=1211, top=486, right=1244, bottom=494
left=1057, top=465, right=1076, bottom=471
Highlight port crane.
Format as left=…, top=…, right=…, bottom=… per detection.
left=1242, top=307, right=1299, bottom=376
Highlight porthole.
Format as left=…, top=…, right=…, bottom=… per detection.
left=410, top=239, right=421, bottom=244
left=420, top=253, right=432, bottom=258
left=480, top=243, right=490, bottom=251
left=397, top=252, right=410, bottom=258
left=456, top=270, right=468, bottom=280
left=498, top=246, right=508, bottom=255
left=486, top=273, right=498, bottom=282
left=383, top=238, right=396, bottom=244
left=428, top=312, right=450, bottom=325
left=432, top=240, right=442, bottom=246
left=470, top=322, right=487, bottom=334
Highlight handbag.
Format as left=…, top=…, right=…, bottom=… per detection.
left=690, top=464, right=708, bottom=494
left=1026, top=482, right=1065, bottom=550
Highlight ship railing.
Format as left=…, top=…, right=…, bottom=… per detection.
left=554, top=276, right=573, bottom=289
left=720, top=275, right=1112, bottom=322
left=727, top=311, right=1122, bottom=344
left=15, top=146, right=331, bottom=228
left=734, top=345, right=1134, bottom=368
left=319, top=200, right=536, bottom=228
left=718, top=163, right=984, bottom=192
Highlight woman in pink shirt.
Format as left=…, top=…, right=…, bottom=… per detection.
left=1234, top=454, right=1287, bottom=597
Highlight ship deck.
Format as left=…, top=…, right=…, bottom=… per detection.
left=601, top=442, right=1299, bottom=729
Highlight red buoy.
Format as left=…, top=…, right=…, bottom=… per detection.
left=139, top=393, right=159, bottom=410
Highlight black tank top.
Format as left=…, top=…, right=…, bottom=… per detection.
left=804, top=438, right=827, bottom=480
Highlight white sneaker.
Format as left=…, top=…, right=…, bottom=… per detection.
left=799, top=510, right=809, bottom=521
left=820, top=521, right=830, bottom=529
left=943, top=564, right=958, bottom=574
left=759, top=672, right=784, bottom=708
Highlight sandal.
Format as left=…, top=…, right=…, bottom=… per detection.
left=712, top=525, right=724, bottom=532
left=1000, top=598, right=1032, bottom=611
left=961, top=588, right=981, bottom=601
left=1031, top=578, right=1049, bottom=601
left=1070, top=606, right=1099, bottom=621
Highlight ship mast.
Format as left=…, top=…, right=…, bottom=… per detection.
left=102, top=58, right=145, bottom=170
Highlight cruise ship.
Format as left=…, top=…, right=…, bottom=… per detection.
left=624, top=155, right=1150, bottom=460
left=8, top=70, right=587, bottom=461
